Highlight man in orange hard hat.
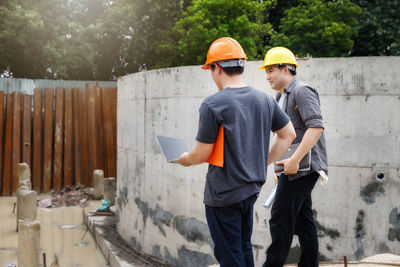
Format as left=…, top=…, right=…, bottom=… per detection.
left=178, top=37, right=296, bottom=267
left=259, top=47, right=328, bottom=267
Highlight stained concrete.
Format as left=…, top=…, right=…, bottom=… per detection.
left=18, top=219, right=40, bottom=267
left=17, top=189, right=37, bottom=223
left=94, top=169, right=105, bottom=200
left=84, top=209, right=170, bottom=267
left=0, top=197, right=109, bottom=267
left=117, top=57, right=400, bottom=265
left=104, top=177, right=116, bottom=206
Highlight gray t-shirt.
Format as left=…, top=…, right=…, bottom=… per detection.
left=196, top=86, right=289, bottom=207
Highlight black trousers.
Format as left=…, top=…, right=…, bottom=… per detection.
left=206, top=194, right=258, bottom=267
left=263, top=172, right=319, bottom=267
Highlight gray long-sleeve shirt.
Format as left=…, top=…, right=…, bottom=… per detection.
left=276, top=78, right=328, bottom=181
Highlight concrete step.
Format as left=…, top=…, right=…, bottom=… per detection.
left=85, top=209, right=170, bottom=267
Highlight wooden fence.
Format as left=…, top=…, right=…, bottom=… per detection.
left=0, top=85, right=117, bottom=196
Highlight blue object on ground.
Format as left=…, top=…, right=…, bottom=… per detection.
left=97, top=199, right=110, bottom=212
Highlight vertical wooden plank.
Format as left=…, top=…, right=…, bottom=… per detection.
left=53, top=87, right=64, bottom=191
left=72, top=88, right=82, bottom=185
left=2, top=93, right=13, bottom=195
left=0, top=91, right=5, bottom=195
left=79, top=88, right=89, bottom=186
left=95, top=87, right=106, bottom=175
left=22, top=94, right=32, bottom=167
left=32, top=89, right=42, bottom=192
left=43, top=88, right=54, bottom=193
left=64, top=88, right=73, bottom=186
left=87, top=84, right=97, bottom=186
left=103, top=87, right=116, bottom=178
left=11, top=92, right=21, bottom=195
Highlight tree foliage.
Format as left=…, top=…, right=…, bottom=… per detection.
left=0, top=0, right=188, bottom=79
left=351, top=0, right=400, bottom=56
left=0, top=0, right=398, bottom=80
left=0, top=0, right=119, bottom=79
left=270, top=0, right=361, bottom=57
left=157, top=0, right=275, bottom=68
left=120, top=0, right=189, bottom=73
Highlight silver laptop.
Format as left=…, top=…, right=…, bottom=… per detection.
left=156, top=135, right=189, bottom=163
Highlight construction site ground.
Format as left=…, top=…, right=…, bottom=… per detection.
left=0, top=196, right=108, bottom=266
left=1, top=195, right=400, bottom=267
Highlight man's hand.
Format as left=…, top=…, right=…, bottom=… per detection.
left=178, top=152, right=192, bottom=167
left=177, top=141, right=214, bottom=167
left=276, top=157, right=300, bottom=175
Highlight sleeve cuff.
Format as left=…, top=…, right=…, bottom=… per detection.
left=196, top=136, right=216, bottom=144
left=305, top=118, right=324, bottom=128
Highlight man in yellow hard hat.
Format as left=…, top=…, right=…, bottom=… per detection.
left=178, top=38, right=296, bottom=267
left=259, top=47, right=328, bottom=267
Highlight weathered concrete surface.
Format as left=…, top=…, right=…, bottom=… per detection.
left=18, top=219, right=40, bottom=267
left=104, top=177, right=116, bottom=206
left=93, top=169, right=105, bottom=200
left=16, top=189, right=37, bottom=230
left=0, top=197, right=109, bottom=267
left=18, top=163, right=32, bottom=189
left=117, top=57, right=400, bottom=265
left=85, top=209, right=170, bottom=267
left=16, top=163, right=35, bottom=231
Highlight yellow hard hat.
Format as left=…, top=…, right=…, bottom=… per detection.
left=258, top=47, right=298, bottom=70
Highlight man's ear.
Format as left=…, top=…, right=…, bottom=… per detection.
left=281, top=65, right=286, bottom=73
left=215, top=64, right=223, bottom=74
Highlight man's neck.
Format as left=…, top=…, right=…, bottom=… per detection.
left=220, top=75, right=246, bottom=90
left=279, top=76, right=294, bottom=94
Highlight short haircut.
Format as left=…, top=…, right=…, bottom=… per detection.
left=211, top=64, right=244, bottom=76
left=277, top=64, right=296, bottom=76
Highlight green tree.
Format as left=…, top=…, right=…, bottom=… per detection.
left=0, top=0, right=110, bottom=79
left=268, top=0, right=298, bottom=32
left=120, top=0, right=190, bottom=73
left=158, top=0, right=275, bottom=68
left=351, top=0, right=400, bottom=56
left=0, top=0, right=51, bottom=78
left=43, top=0, right=107, bottom=80
left=0, top=0, right=191, bottom=79
left=270, top=0, right=361, bottom=57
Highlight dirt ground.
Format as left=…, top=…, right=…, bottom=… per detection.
left=37, top=184, right=95, bottom=208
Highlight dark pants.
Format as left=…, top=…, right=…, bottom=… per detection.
left=263, top=172, right=319, bottom=267
left=205, top=194, right=258, bottom=267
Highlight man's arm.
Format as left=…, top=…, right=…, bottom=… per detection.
left=178, top=141, right=214, bottom=167
left=278, top=127, right=323, bottom=174
left=268, top=121, right=296, bottom=165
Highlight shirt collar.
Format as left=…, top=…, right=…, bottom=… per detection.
left=284, top=78, right=297, bottom=94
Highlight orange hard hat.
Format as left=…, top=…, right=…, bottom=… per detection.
left=202, top=37, right=247, bottom=70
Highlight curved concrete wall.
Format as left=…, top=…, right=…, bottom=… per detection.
left=117, top=57, right=400, bottom=266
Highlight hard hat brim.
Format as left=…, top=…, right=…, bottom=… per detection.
left=258, top=63, right=298, bottom=70
left=201, top=64, right=211, bottom=70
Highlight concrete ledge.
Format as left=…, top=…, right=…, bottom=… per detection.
left=84, top=211, right=170, bottom=267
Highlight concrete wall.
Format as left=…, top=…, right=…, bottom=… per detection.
left=116, top=57, right=400, bottom=266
